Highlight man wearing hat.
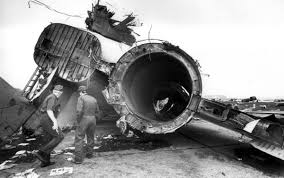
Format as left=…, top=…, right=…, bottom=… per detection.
left=35, top=84, right=64, bottom=167
left=72, top=85, right=101, bottom=164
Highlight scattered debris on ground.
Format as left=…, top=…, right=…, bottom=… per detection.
left=0, top=160, right=16, bottom=171
left=12, top=168, right=39, bottom=178
left=0, top=130, right=172, bottom=168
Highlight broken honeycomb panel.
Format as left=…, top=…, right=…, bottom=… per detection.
left=34, top=23, right=101, bottom=83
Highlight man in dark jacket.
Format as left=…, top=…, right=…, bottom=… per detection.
left=72, top=85, right=101, bottom=163
left=35, top=84, right=64, bottom=167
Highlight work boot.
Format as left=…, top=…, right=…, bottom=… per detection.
left=45, top=153, right=51, bottom=161
left=86, top=153, right=93, bottom=159
left=42, top=153, right=55, bottom=167
left=71, top=157, right=83, bottom=164
left=35, top=151, right=55, bottom=167
left=35, top=150, right=48, bottom=163
left=40, top=161, right=55, bottom=168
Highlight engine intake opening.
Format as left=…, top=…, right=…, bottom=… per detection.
left=122, top=52, right=192, bottom=122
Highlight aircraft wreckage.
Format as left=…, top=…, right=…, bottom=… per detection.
left=1, top=2, right=284, bottom=160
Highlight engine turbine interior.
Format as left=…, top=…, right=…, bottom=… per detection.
left=104, top=41, right=202, bottom=134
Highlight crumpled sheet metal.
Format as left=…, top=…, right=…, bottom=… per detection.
left=250, top=139, right=284, bottom=160
left=116, top=110, right=195, bottom=134
left=13, top=168, right=39, bottom=178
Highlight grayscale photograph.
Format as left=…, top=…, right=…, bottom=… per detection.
left=0, top=0, right=284, bottom=177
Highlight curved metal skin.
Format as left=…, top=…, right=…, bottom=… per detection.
left=104, top=41, right=202, bottom=134
left=34, top=23, right=102, bottom=82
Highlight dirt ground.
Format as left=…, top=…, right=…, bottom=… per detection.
left=0, top=120, right=283, bottom=178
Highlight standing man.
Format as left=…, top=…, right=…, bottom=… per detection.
left=72, top=86, right=100, bottom=164
left=35, top=85, right=64, bottom=167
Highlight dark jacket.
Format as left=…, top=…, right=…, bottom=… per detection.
left=76, top=94, right=100, bottom=120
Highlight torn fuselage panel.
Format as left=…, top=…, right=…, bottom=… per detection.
left=33, top=23, right=118, bottom=81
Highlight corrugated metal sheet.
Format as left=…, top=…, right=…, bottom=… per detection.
left=34, top=23, right=101, bottom=82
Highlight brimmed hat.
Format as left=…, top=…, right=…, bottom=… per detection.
left=78, top=85, right=87, bottom=92
left=53, top=84, right=63, bottom=91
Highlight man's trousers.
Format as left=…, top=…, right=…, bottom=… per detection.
left=74, top=116, right=96, bottom=162
left=39, top=113, right=64, bottom=154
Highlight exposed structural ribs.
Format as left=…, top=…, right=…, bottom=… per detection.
left=34, top=23, right=114, bottom=83
left=103, top=41, right=202, bottom=134
left=23, top=23, right=115, bottom=102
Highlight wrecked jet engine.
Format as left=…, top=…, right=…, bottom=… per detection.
left=103, top=41, right=202, bottom=134
left=103, top=41, right=284, bottom=160
left=18, top=22, right=284, bottom=160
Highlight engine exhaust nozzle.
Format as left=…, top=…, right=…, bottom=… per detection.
left=104, top=41, right=202, bottom=134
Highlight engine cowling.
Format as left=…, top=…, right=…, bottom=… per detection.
left=103, top=41, right=202, bottom=134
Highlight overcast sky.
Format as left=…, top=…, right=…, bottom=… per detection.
left=1, top=0, right=284, bottom=99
